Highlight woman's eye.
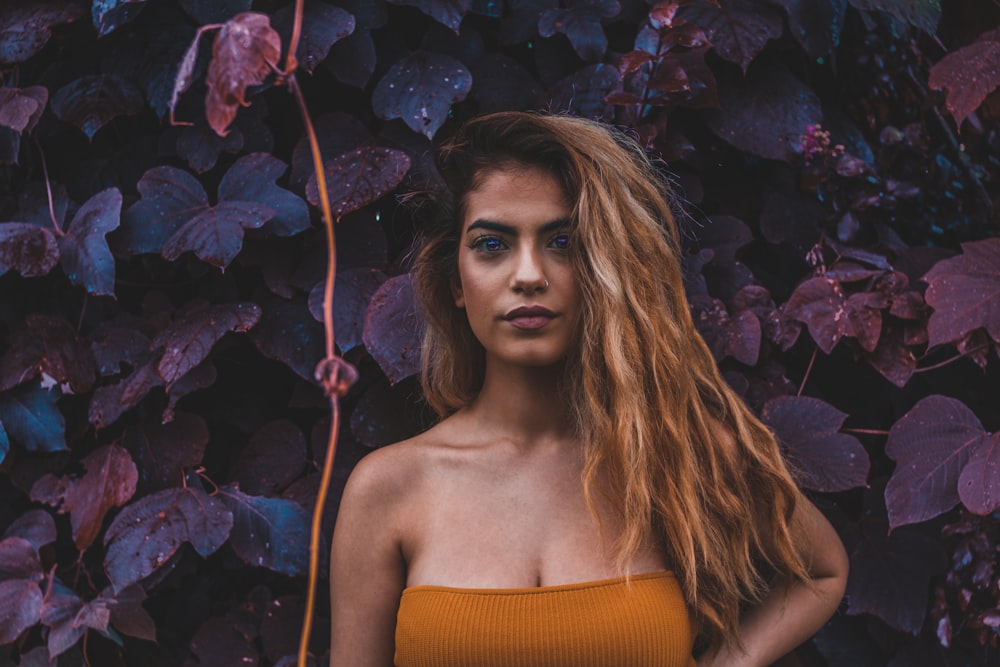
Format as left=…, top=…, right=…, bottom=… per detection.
left=549, top=234, right=570, bottom=250
left=471, top=236, right=506, bottom=253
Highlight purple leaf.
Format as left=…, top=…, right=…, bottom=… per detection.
left=115, top=166, right=210, bottom=255
left=957, top=433, right=1000, bottom=516
left=88, top=320, right=151, bottom=377
left=0, top=222, right=59, bottom=277
left=88, top=357, right=162, bottom=429
left=57, top=187, right=122, bottom=296
left=271, top=1, right=355, bottom=74
left=31, top=444, right=138, bottom=551
left=885, top=395, right=988, bottom=528
left=693, top=215, right=753, bottom=266
left=102, top=584, right=156, bottom=641
left=218, top=153, right=310, bottom=238
left=154, top=302, right=262, bottom=385
left=388, top=0, right=472, bottom=32
left=309, top=267, right=388, bottom=352
left=770, top=0, right=847, bottom=59
left=538, top=1, right=620, bottom=62
left=1, top=510, right=56, bottom=552
left=0, top=382, right=67, bottom=454
left=230, top=420, right=308, bottom=496
left=0, top=1, right=85, bottom=64
left=50, top=74, right=144, bottom=139
left=363, top=274, right=424, bottom=384
left=922, top=238, right=1000, bottom=347
left=125, top=412, right=209, bottom=492
left=848, top=0, right=940, bottom=35
left=187, top=615, right=259, bottom=667
left=783, top=277, right=847, bottom=354
left=548, top=63, right=621, bottom=120
left=761, top=396, right=870, bottom=492
left=372, top=51, right=472, bottom=139
left=40, top=586, right=87, bottom=658
left=864, top=321, right=917, bottom=388
left=0, top=536, right=42, bottom=581
left=0, top=578, right=43, bottom=644
left=326, top=29, right=377, bottom=88
left=163, top=359, right=217, bottom=423
left=103, top=486, right=234, bottom=592
left=0, top=85, right=47, bottom=132
left=305, top=145, right=411, bottom=219
left=290, top=113, right=370, bottom=191
left=161, top=200, right=274, bottom=268
left=707, top=65, right=822, bottom=162
left=691, top=296, right=761, bottom=366
left=177, top=121, right=245, bottom=174
left=679, top=0, right=783, bottom=72
left=92, top=0, right=149, bottom=37
left=248, top=294, right=325, bottom=381
left=218, top=486, right=310, bottom=576
left=0, top=313, right=96, bottom=394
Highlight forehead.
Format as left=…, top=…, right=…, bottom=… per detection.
left=462, top=167, right=571, bottom=229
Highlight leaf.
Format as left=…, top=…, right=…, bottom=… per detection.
left=205, top=12, right=281, bottom=137
left=310, top=267, right=387, bottom=352
left=678, top=0, right=783, bottom=73
left=362, top=274, right=424, bottom=384
left=538, top=1, right=620, bottom=62
left=761, top=396, right=870, bottom=492
left=372, top=51, right=472, bottom=139
left=50, top=74, right=144, bottom=140
left=928, top=38, right=1000, bottom=125
left=548, top=63, right=621, bottom=120
left=770, top=0, right=847, bottom=60
left=103, top=486, right=234, bottom=592
left=0, top=1, right=85, bottom=64
left=88, top=357, right=162, bottom=429
left=922, top=238, right=1000, bottom=347
left=0, top=578, right=43, bottom=643
left=30, top=444, right=138, bottom=551
left=783, top=277, right=847, bottom=354
left=1, top=510, right=56, bottom=552
left=92, top=0, right=148, bottom=37
left=847, top=0, right=940, bottom=35
left=247, top=294, right=325, bottom=381
left=114, top=166, right=209, bottom=255
left=885, top=396, right=989, bottom=528
left=218, top=486, right=310, bottom=576
left=0, top=85, right=47, bottom=132
left=693, top=215, right=752, bottom=266
left=957, top=433, right=1000, bottom=516
left=177, top=121, right=245, bottom=174
left=188, top=615, right=260, bottom=667
left=0, top=536, right=42, bottom=581
left=388, top=0, right=472, bottom=32
left=88, top=321, right=151, bottom=377
left=103, top=584, right=156, bottom=641
left=0, top=222, right=60, bottom=277
left=218, top=153, right=310, bottom=238
left=271, top=1, right=355, bottom=74
left=0, top=420, right=7, bottom=464
left=154, top=302, right=262, bottom=385
left=125, top=412, right=209, bottom=492
left=0, top=382, right=66, bottom=454
left=305, top=146, right=411, bottom=219
left=229, top=420, right=307, bottom=496
left=57, top=187, right=121, bottom=296
left=707, top=64, right=822, bottom=162
left=350, top=377, right=426, bottom=449
left=161, top=200, right=274, bottom=268
left=0, top=313, right=96, bottom=394
left=864, top=321, right=917, bottom=388
left=163, top=359, right=216, bottom=423
left=290, top=112, right=370, bottom=191
left=691, top=296, right=761, bottom=366
left=40, top=586, right=87, bottom=658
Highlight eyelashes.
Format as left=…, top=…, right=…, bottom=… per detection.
left=466, top=233, right=571, bottom=254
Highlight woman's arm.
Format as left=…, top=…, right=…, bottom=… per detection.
left=328, top=450, right=409, bottom=667
left=698, top=495, right=849, bottom=667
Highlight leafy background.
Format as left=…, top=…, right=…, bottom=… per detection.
left=0, top=0, right=998, bottom=665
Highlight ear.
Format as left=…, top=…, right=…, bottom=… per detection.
left=451, top=273, right=465, bottom=308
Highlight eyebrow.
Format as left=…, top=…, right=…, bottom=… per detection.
left=465, top=218, right=570, bottom=235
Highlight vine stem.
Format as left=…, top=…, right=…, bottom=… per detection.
left=841, top=427, right=890, bottom=436
left=34, top=138, right=62, bottom=235
left=797, top=346, right=818, bottom=397
left=914, top=341, right=993, bottom=373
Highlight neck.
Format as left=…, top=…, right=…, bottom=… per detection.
left=462, top=359, right=575, bottom=446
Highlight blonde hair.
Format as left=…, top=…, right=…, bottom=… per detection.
left=413, top=112, right=810, bottom=649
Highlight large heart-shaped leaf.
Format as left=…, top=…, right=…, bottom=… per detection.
left=153, top=302, right=262, bottom=385
left=958, top=433, right=1000, bottom=516
left=247, top=294, right=325, bottom=381
left=761, top=395, right=870, bottom=492
left=928, top=38, right=1000, bottom=125
left=92, top=0, right=148, bottom=37
left=229, top=420, right=307, bottom=496
left=847, top=0, right=940, bottom=35
left=1, top=510, right=56, bottom=552
left=0, top=1, right=84, bottom=64
left=218, top=486, right=310, bottom=576
left=310, top=267, right=388, bottom=352
left=363, top=273, right=423, bottom=384
left=124, top=412, right=209, bottom=492
left=771, top=0, right=847, bottom=60
left=103, top=486, right=233, bottom=592
left=0, top=313, right=96, bottom=394
left=305, top=145, right=410, bottom=219
left=922, top=238, right=1000, bottom=347
left=0, top=86, right=47, bottom=132
left=50, top=74, right=144, bottom=139
left=0, top=578, right=43, bottom=644
left=388, top=0, right=471, bottom=32
left=679, top=0, right=783, bottom=72
left=115, top=166, right=210, bottom=255
left=57, top=187, right=121, bottom=296
left=160, top=200, right=274, bottom=267
left=0, top=382, right=66, bottom=454
left=372, top=51, right=472, bottom=139
left=218, top=153, right=310, bottom=237
left=31, top=444, right=138, bottom=550
left=0, top=536, right=43, bottom=581
left=0, top=222, right=59, bottom=277
left=271, top=1, right=355, bottom=73
left=548, top=63, right=621, bottom=120
left=538, top=1, right=620, bottom=62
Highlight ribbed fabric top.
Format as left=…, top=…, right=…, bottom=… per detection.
left=394, top=571, right=696, bottom=667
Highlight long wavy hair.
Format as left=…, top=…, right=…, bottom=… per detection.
left=412, top=112, right=810, bottom=650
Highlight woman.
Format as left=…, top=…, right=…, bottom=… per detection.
left=329, top=112, right=848, bottom=666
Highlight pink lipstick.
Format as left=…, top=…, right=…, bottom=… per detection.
left=504, top=306, right=556, bottom=330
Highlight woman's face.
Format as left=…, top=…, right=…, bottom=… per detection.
left=453, top=166, right=582, bottom=370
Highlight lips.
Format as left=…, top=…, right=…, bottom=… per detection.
left=503, top=305, right=556, bottom=330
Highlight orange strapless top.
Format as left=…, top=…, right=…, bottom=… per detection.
left=394, top=571, right=696, bottom=667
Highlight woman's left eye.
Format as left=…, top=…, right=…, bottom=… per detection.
left=548, top=233, right=570, bottom=250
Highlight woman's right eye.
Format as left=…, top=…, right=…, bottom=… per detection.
left=469, top=236, right=507, bottom=253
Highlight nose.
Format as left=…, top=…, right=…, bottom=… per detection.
left=511, top=245, right=547, bottom=293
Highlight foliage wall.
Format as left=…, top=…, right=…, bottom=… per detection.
left=0, top=0, right=998, bottom=665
